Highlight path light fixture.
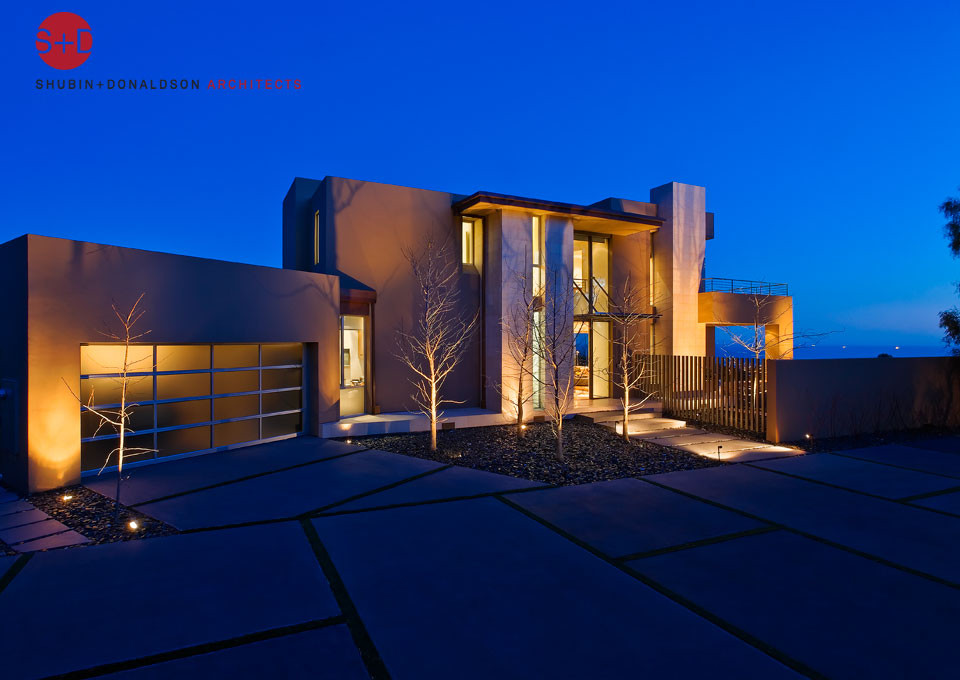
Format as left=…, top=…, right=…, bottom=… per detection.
left=717, top=445, right=723, bottom=462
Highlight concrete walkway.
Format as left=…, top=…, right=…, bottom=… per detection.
left=624, top=418, right=802, bottom=463
left=1, top=436, right=959, bottom=677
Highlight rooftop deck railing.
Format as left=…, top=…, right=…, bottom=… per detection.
left=700, top=278, right=789, bottom=297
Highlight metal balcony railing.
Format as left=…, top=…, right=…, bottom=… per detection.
left=700, top=278, right=789, bottom=296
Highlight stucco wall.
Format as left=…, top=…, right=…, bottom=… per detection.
left=312, top=177, right=482, bottom=413
left=2, top=235, right=340, bottom=493
left=651, top=182, right=707, bottom=356
left=767, top=357, right=960, bottom=443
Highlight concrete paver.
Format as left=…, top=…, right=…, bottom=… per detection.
left=330, top=465, right=545, bottom=513
left=136, top=449, right=443, bottom=530
left=753, top=453, right=960, bottom=499
left=508, top=478, right=764, bottom=557
left=650, top=464, right=960, bottom=584
left=86, top=437, right=364, bottom=506
left=312, top=498, right=797, bottom=679
left=0, top=523, right=339, bottom=678
left=628, top=530, right=960, bottom=679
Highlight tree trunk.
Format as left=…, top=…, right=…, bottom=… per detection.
left=622, top=386, right=631, bottom=442
left=555, top=418, right=564, bottom=461
left=430, top=390, right=438, bottom=451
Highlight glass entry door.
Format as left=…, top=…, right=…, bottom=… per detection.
left=340, top=315, right=367, bottom=416
left=573, top=233, right=612, bottom=399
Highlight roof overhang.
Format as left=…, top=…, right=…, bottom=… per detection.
left=453, top=192, right=663, bottom=236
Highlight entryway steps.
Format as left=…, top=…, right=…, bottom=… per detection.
left=574, top=407, right=662, bottom=425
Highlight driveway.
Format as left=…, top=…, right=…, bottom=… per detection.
left=2, top=436, right=960, bottom=678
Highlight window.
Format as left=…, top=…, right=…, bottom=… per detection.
left=532, top=215, right=544, bottom=294
left=462, top=218, right=475, bottom=265
left=532, top=215, right=546, bottom=408
left=314, top=210, right=320, bottom=266
left=340, top=315, right=366, bottom=416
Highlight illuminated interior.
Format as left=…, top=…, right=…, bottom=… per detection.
left=340, top=315, right=366, bottom=416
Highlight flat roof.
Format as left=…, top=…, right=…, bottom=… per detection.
left=453, top=191, right=663, bottom=235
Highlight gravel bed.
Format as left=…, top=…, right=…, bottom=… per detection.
left=30, top=485, right=178, bottom=546
left=340, top=420, right=723, bottom=486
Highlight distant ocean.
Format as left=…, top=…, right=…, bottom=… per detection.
left=719, top=345, right=952, bottom=360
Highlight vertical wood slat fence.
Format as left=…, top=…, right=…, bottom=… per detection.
left=639, top=355, right=767, bottom=438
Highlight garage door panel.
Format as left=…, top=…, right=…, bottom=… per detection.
left=157, top=345, right=211, bottom=371
left=213, top=344, right=259, bottom=369
left=214, top=395, right=260, bottom=420
left=262, top=368, right=301, bottom=390
left=157, top=400, right=210, bottom=429
left=214, top=370, right=259, bottom=395
left=214, top=419, right=261, bottom=447
left=158, top=426, right=212, bottom=458
left=263, top=413, right=301, bottom=439
left=157, top=373, right=211, bottom=400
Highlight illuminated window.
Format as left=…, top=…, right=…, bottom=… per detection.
left=462, top=218, right=475, bottom=265
left=532, top=215, right=544, bottom=294
left=314, top=211, right=320, bottom=266
left=532, top=215, right=546, bottom=408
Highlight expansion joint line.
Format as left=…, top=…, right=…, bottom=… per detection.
left=299, top=518, right=391, bottom=680
left=493, top=494, right=825, bottom=680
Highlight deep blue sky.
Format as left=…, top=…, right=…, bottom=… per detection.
left=5, top=1, right=960, bottom=347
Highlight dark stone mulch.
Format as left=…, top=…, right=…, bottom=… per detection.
left=29, top=485, right=178, bottom=546
left=340, top=420, right=723, bottom=486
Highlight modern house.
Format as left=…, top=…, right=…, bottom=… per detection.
left=0, top=177, right=793, bottom=493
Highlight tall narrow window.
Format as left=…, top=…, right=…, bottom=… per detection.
left=462, top=218, right=475, bottom=265
left=532, top=215, right=546, bottom=408
left=531, top=215, right=544, bottom=294
left=313, top=210, right=320, bottom=266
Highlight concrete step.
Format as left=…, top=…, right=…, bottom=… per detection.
left=608, top=417, right=687, bottom=435
left=575, top=408, right=661, bottom=425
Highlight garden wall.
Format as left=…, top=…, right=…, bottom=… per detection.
left=766, top=356, right=960, bottom=443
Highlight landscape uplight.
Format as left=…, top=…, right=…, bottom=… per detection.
left=128, top=520, right=139, bottom=530
left=62, top=494, right=73, bottom=502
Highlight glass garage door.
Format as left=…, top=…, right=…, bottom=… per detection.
left=79, top=343, right=304, bottom=473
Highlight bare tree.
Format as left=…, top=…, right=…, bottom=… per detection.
left=534, top=268, right=576, bottom=460
left=606, top=275, right=657, bottom=441
left=65, top=293, right=155, bottom=518
left=497, top=265, right=539, bottom=436
left=396, top=237, right=478, bottom=451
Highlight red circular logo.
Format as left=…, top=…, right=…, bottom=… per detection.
left=36, top=12, right=92, bottom=70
